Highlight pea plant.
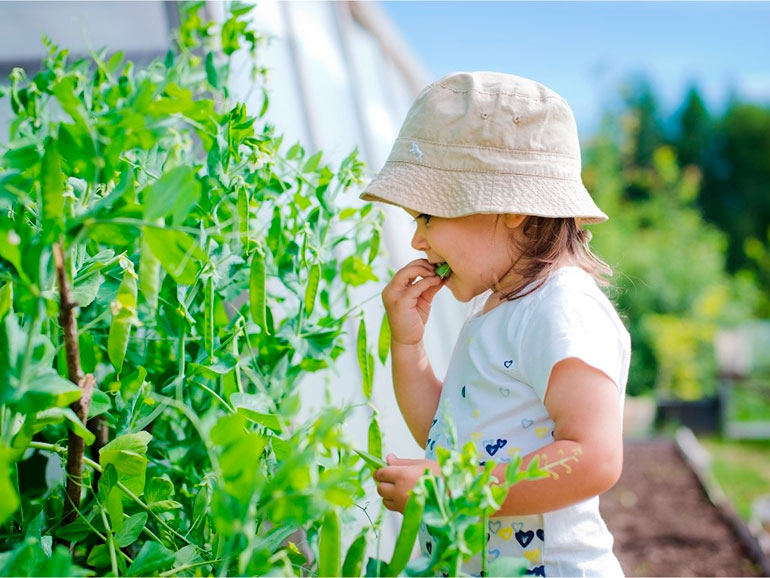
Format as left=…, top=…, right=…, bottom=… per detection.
left=0, top=2, right=393, bottom=575
left=0, top=3, right=550, bottom=576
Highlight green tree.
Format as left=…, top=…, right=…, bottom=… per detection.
left=584, top=114, right=760, bottom=398
left=675, top=85, right=712, bottom=169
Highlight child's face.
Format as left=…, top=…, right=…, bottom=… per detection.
left=405, top=209, right=525, bottom=302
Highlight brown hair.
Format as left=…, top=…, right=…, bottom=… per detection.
left=497, top=216, right=612, bottom=301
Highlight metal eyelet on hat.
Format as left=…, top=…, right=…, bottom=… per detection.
left=513, top=115, right=521, bottom=124
left=481, top=112, right=489, bottom=119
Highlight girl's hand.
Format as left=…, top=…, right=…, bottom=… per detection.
left=374, top=453, right=440, bottom=513
left=382, top=259, right=445, bottom=346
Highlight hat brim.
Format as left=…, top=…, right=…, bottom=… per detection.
left=360, top=161, right=608, bottom=224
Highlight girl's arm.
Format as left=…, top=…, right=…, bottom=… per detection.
left=382, top=258, right=446, bottom=448
left=491, top=357, right=623, bottom=516
left=391, top=340, right=443, bottom=448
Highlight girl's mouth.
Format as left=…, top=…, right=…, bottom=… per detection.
left=434, top=262, right=452, bottom=279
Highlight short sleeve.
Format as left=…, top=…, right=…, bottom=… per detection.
left=518, top=287, right=627, bottom=402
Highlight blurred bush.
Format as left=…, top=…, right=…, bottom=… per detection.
left=582, top=83, right=766, bottom=398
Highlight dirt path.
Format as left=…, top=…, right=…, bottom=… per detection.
left=600, top=439, right=762, bottom=577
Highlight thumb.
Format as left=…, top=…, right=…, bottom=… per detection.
left=386, top=453, right=422, bottom=466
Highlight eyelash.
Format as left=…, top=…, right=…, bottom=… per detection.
left=414, top=213, right=432, bottom=224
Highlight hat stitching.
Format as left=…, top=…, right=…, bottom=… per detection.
left=394, top=137, right=580, bottom=160
left=435, top=82, right=565, bottom=103
left=384, top=160, right=582, bottom=182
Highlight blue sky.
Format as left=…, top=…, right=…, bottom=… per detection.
left=381, top=1, right=770, bottom=137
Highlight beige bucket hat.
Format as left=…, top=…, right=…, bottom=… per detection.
left=360, top=71, right=608, bottom=224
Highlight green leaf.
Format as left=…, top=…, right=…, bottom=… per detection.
left=143, top=227, right=207, bottom=285
left=143, top=166, right=201, bottom=225
left=56, top=519, right=90, bottom=542
left=105, top=483, right=124, bottom=533
left=115, top=513, right=147, bottom=548
left=88, top=389, right=111, bottom=418
left=304, top=262, right=320, bottom=316
left=249, top=247, right=269, bottom=334
left=33, top=407, right=95, bottom=445
left=107, top=269, right=137, bottom=375
left=231, top=392, right=282, bottom=433
left=126, top=541, right=175, bottom=576
left=87, top=544, right=111, bottom=568
left=71, top=272, right=103, bottom=308
left=17, top=371, right=82, bottom=414
left=318, top=508, right=341, bottom=577
left=302, top=151, right=322, bottom=173
left=99, top=431, right=152, bottom=497
left=145, top=476, right=174, bottom=504
left=147, top=499, right=183, bottom=512
left=40, top=138, right=64, bottom=242
left=341, top=255, right=378, bottom=287
left=52, top=76, right=88, bottom=128
left=377, top=312, right=390, bottom=366
left=189, top=355, right=237, bottom=379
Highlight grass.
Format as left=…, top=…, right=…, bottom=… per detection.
left=700, top=436, right=770, bottom=520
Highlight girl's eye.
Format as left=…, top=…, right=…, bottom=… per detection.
left=416, top=213, right=432, bottom=225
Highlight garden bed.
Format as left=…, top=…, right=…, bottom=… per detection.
left=600, top=439, right=761, bottom=577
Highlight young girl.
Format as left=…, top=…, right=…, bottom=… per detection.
left=360, top=72, right=631, bottom=577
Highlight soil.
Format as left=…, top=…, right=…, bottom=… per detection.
left=600, top=439, right=762, bottom=577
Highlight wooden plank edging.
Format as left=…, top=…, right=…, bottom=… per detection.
left=675, top=427, right=770, bottom=577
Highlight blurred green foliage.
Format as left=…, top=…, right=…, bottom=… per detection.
left=583, top=81, right=769, bottom=399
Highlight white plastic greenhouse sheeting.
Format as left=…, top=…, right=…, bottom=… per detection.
left=209, top=0, right=469, bottom=558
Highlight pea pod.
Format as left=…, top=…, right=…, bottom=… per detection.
left=368, top=417, right=382, bottom=461
left=387, top=489, right=426, bottom=576
left=377, top=312, right=390, bottom=366
left=357, top=318, right=372, bottom=398
left=354, top=449, right=387, bottom=471
left=108, top=268, right=137, bottom=375
left=318, top=508, right=341, bottom=577
left=434, top=262, right=451, bottom=279
left=304, top=262, right=320, bottom=316
left=249, top=247, right=269, bottom=335
left=342, top=531, right=367, bottom=577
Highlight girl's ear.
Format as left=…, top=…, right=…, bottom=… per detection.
left=503, top=213, right=527, bottom=229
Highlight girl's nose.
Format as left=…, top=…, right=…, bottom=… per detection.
left=411, top=228, right=429, bottom=252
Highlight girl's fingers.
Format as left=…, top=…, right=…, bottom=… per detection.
left=376, top=481, right=396, bottom=499
left=404, top=276, right=442, bottom=300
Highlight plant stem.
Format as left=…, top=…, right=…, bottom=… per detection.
left=53, top=242, right=95, bottom=532
left=481, top=508, right=488, bottom=577
left=159, top=559, right=223, bottom=577
left=190, top=379, right=234, bottom=413
left=100, top=507, right=120, bottom=577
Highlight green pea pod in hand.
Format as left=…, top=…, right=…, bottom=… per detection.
left=387, top=488, right=426, bottom=577
left=354, top=449, right=387, bottom=471
left=434, top=262, right=451, bottom=279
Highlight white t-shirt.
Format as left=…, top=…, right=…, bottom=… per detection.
left=420, top=267, right=631, bottom=577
